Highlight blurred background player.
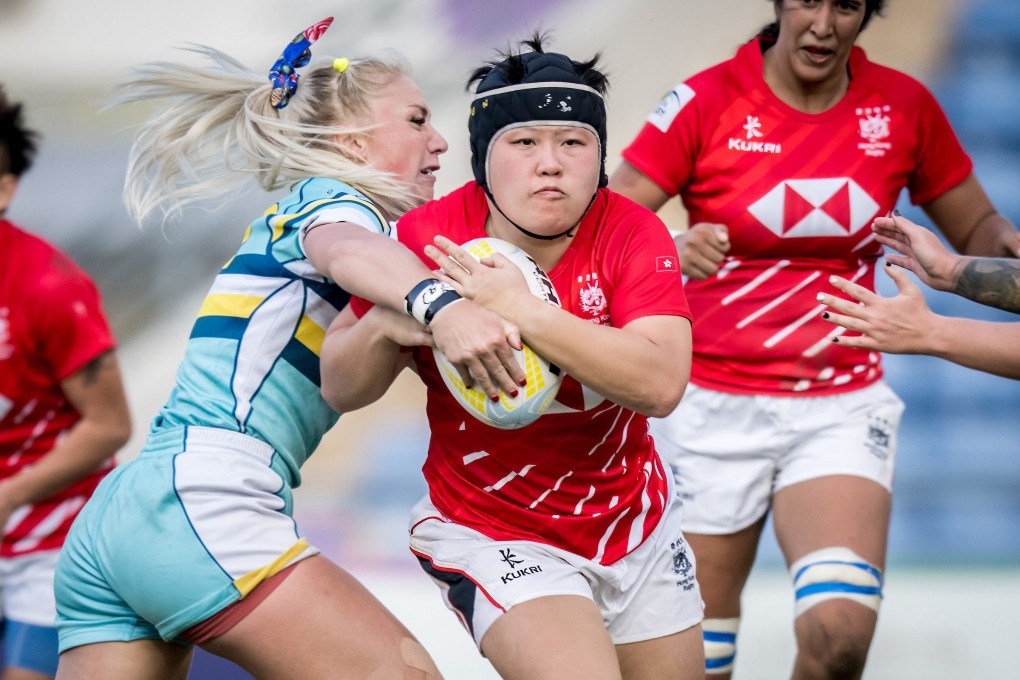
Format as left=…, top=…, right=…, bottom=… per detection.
left=323, top=35, right=705, bottom=680
left=820, top=211, right=1020, bottom=379
left=609, top=0, right=1020, bottom=677
left=0, top=86, right=132, bottom=680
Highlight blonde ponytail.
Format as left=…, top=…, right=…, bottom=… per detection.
left=119, top=45, right=420, bottom=227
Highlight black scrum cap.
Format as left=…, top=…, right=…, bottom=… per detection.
left=468, top=50, right=608, bottom=191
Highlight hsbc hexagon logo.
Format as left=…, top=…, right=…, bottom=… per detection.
left=747, top=178, right=879, bottom=238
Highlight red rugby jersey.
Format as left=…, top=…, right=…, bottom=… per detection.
left=0, top=219, right=116, bottom=556
left=622, top=38, right=972, bottom=395
left=354, top=183, right=690, bottom=564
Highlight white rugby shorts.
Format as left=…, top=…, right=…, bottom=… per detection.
left=0, top=549, right=61, bottom=627
left=650, top=381, right=904, bottom=534
left=409, top=493, right=704, bottom=648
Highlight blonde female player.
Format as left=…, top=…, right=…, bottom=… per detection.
left=322, top=36, right=705, bottom=680
left=53, top=18, right=524, bottom=680
left=611, top=0, right=1020, bottom=677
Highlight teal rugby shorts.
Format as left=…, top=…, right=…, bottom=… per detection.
left=55, top=426, right=319, bottom=652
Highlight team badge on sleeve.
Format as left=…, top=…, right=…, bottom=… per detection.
left=648, top=83, right=695, bottom=133
left=656, top=255, right=678, bottom=272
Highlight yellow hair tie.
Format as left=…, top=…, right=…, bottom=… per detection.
left=333, top=57, right=349, bottom=73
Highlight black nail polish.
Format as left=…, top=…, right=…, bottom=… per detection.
left=893, top=208, right=901, bottom=216
left=822, top=312, right=830, bottom=319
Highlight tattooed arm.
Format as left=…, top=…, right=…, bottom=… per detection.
left=0, top=351, right=132, bottom=528
left=953, top=258, right=1020, bottom=314
left=871, top=213, right=1020, bottom=314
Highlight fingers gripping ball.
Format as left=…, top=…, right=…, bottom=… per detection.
left=434, top=237, right=563, bottom=429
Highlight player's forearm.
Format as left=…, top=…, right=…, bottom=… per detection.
left=927, top=316, right=1020, bottom=380
left=512, top=301, right=691, bottom=416
left=952, top=257, right=1020, bottom=314
left=0, top=420, right=125, bottom=512
left=959, top=213, right=1018, bottom=258
left=307, top=224, right=435, bottom=314
left=332, top=238, right=435, bottom=312
left=320, top=310, right=406, bottom=413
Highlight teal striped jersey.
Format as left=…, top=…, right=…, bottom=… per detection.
left=150, top=178, right=389, bottom=486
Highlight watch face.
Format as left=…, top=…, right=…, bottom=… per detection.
left=421, top=283, right=446, bottom=305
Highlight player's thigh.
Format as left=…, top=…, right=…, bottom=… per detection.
left=55, top=640, right=192, bottom=680
left=481, top=594, right=621, bottom=680
left=616, top=623, right=704, bottom=680
left=3, top=664, right=52, bottom=680
left=772, top=382, right=901, bottom=565
left=202, top=555, right=441, bottom=680
left=685, top=516, right=766, bottom=616
left=772, top=475, right=891, bottom=567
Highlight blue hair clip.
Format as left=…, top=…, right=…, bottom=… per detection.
left=268, top=17, right=334, bottom=110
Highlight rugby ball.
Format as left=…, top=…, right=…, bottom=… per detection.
left=434, top=237, right=562, bottom=429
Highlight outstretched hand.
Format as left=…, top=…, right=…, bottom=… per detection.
left=817, top=265, right=936, bottom=355
left=871, top=213, right=961, bottom=292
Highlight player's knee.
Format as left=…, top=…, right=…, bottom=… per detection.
left=798, top=612, right=873, bottom=678
left=790, top=547, right=881, bottom=677
left=398, top=636, right=443, bottom=679
left=702, top=617, right=739, bottom=675
left=790, top=547, right=883, bottom=618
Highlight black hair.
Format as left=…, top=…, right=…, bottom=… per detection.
left=0, top=86, right=39, bottom=178
left=757, top=0, right=888, bottom=40
left=466, top=32, right=608, bottom=96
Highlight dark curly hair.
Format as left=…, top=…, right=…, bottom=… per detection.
left=0, top=86, right=39, bottom=178
left=757, top=0, right=888, bottom=40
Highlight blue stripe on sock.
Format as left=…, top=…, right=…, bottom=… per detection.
left=796, top=582, right=882, bottom=600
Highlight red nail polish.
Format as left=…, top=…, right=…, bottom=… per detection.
left=510, top=389, right=519, bottom=398
left=490, top=395, right=500, bottom=403
left=518, top=378, right=527, bottom=387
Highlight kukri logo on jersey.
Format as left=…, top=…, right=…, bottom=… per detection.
left=729, top=115, right=782, bottom=154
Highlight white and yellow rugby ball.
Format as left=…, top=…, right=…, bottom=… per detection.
left=434, top=237, right=562, bottom=429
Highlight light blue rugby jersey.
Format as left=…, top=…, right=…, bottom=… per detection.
left=151, top=178, right=389, bottom=486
